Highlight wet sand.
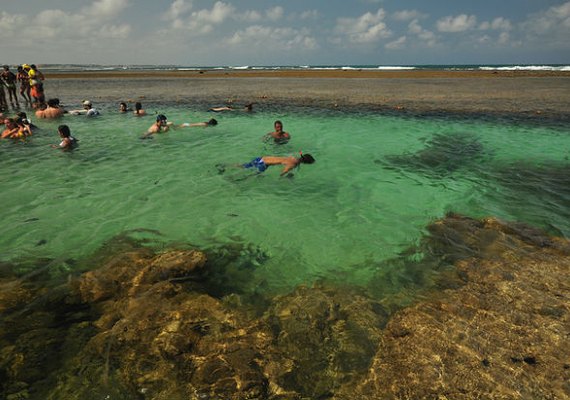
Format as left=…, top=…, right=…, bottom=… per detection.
left=45, top=69, right=570, bottom=117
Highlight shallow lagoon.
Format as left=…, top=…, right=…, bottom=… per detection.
left=1, top=105, right=568, bottom=296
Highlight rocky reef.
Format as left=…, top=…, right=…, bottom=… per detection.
left=0, top=214, right=568, bottom=399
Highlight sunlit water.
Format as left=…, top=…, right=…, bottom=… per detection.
left=1, top=105, right=569, bottom=295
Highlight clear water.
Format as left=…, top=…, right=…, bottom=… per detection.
left=1, top=106, right=569, bottom=294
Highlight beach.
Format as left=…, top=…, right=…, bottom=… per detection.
left=45, top=69, right=570, bottom=117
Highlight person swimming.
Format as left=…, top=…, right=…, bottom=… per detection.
left=242, top=153, right=315, bottom=176
left=180, top=118, right=218, bottom=128
left=142, top=114, right=172, bottom=138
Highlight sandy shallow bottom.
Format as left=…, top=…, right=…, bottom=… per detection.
left=43, top=70, right=570, bottom=117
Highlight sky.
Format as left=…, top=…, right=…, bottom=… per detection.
left=1, top=0, right=569, bottom=66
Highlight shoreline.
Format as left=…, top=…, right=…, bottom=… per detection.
left=45, top=69, right=570, bottom=80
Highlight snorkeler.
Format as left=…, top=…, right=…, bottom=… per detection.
left=179, top=118, right=218, bottom=128
left=241, top=153, right=315, bottom=176
left=263, top=120, right=290, bottom=144
left=142, top=114, right=172, bottom=138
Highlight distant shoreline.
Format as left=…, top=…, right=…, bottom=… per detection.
left=45, top=69, right=570, bottom=80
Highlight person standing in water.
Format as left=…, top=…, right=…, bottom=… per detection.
left=134, top=102, right=146, bottom=116
left=1, top=66, right=19, bottom=108
left=51, top=125, right=78, bottom=150
left=263, top=120, right=291, bottom=144
left=17, top=65, right=32, bottom=104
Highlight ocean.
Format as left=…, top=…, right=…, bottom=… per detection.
left=35, top=63, right=570, bottom=73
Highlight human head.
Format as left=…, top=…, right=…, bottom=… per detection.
left=245, top=103, right=253, bottom=111
left=83, top=100, right=92, bottom=109
left=299, top=153, right=315, bottom=164
left=119, top=102, right=128, bottom=112
left=58, top=125, right=71, bottom=138
left=16, top=111, right=28, bottom=120
left=4, top=118, right=16, bottom=127
left=274, top=120, right=283, bottom=131
left=3, top=65, right=8, bottom=71
left=156, top=114, right=168, bottom=125
left=30, top=64, right=37, bottom=70
left=207, top=118, right=218, bottom=126
left=17, top=66, right=23, bottom=72
left=47, top=98, right=59, bottom=108
left=135, top=102, right=142, bottom=111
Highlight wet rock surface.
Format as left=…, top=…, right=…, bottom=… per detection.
left=0, top=214, right=568, bottom=399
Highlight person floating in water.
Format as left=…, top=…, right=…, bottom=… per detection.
left=263, top=120, right=290, bottom=144
left=179, top=118, right=218, bottom=128
left=209, top=103, right=253, bottom=112
left=241, top=153, right=315, bottom=176
left=51, top=124, right=77, bottom=150
left=142, top=114, right=172, bottom=138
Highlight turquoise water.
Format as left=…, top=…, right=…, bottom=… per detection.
left=1, top=107, right=569, bottom=293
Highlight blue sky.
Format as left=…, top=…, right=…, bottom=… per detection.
left=2, top=0, right=569, bottom=66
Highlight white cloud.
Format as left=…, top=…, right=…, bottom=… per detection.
left=300, top=10, right=319, bottom=20
left=408, top=19, right=436, bottom=46
left=385, top=35, right=406, bottom=49
left=228, top=25, right=317, bottom=50
left=86, top=0, right=129, bottom=19
left=479, top=17, right=512, bottom=31
left=163, top=0, right=193, bottom=20
left=392, top=10, right=427, bottom=22
left=436, top=14, right=477, bottom=32
left=335, top=9, right=392, bottom=43
left=266, top=6, right=284, bottom=21
left=522, top=1, right=570, bottom=35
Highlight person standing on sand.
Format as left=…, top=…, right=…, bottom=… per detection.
left=263, top=120, right=291, bottom=144
left=1, top=66, right=19, bottom=108
left=241, top=153, right=315, bottom=176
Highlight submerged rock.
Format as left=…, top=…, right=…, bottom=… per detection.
left=346, top=214, right=570, bottom=400
left=1, top=217, right=568, bottom=399
left=381, top=132, right=488, bottom=176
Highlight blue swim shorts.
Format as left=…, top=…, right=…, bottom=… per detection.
left=243, top=157, right=267, bottom=172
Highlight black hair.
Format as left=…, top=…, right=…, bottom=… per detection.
left=119, top=102, right=127, bottom=108
left=135, top=102, right=142, bottom=110
left=30, top=64, right=37, bottom=69
left=16, top=111, right=28, bottom=119
left=208, top=118, right=218, bottom=126
left=58, top=125, right=71, bottom=138
left=300, top=153, right=315, bottom=164
left=274, top=120, right=283, bottom=127
left=47, top=98, right=59, bottom=107
left=156, top=114, right=167, bottom=122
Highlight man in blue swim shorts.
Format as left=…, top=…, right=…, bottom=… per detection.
left=242, top=154, right=315, bottom=176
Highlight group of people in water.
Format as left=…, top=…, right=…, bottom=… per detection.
left=1, top=66, right=315, bottom=175
left=0, top=64, right=45, bottom=110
